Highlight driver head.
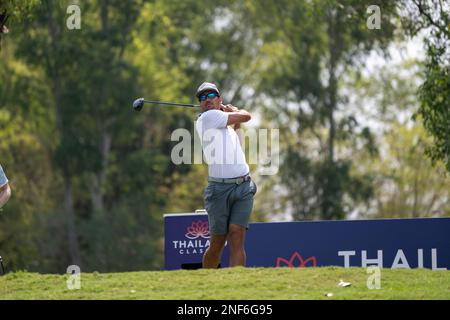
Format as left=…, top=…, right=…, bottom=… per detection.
left=133, top=98, right=144, bottom=111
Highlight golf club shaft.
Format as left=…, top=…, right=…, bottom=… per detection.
left=142, top=100, right=199, bottom=108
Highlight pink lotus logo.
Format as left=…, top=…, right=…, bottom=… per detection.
left=185, top=220, right=210, bottom=239
left=276, top=251, right=317, bottom=268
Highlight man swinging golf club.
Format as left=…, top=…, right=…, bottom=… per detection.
left=195, top=82, right=257, bottom=268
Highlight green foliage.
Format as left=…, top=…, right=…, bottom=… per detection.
left=356, top=122, right=450, bottom=218
left=402, top=0, right=450, bottom=172
left=346, top=58, right=450, bottom=218
left=0, top=0, right=205, bottom=272
left=0, top=0, right=39, bottom=49
left=417, top=57, right=450, bottom=171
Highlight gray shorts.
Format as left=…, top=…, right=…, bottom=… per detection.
left=203, top=179, right=257, bottom=235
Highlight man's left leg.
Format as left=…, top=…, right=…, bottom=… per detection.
left=228, top=180, right=256, bottom=267
left=227, top=224, right=246, bottom=267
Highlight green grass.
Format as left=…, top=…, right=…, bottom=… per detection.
left=1, top=267, right=449, bottom=300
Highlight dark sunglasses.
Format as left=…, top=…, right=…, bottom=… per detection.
left=198, top=92, right=220, bottom=101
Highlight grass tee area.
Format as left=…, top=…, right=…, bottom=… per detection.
left=1, top=267, right=449, bottom=300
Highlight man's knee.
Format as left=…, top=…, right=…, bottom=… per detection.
left=228, top=224, right=246, bottom=247
left=207, top=235, right=227, bottom=254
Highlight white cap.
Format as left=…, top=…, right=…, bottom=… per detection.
left=195, top=82, right=220, bottom=97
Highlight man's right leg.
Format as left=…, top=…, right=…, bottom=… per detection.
left=202, top=234, right=227, bottom=268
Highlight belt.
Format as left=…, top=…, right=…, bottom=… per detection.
left=208, top=174, right=251, bottom=184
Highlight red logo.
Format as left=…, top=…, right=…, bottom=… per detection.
left=185, top=220, right=210, bottom=239
left=276, top=251, right=317, bottom=268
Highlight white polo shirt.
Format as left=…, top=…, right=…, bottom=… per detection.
left=195, top=110, right=249, bottom=179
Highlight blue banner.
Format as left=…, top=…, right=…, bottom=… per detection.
left=164, top=214, right=450, bottom=270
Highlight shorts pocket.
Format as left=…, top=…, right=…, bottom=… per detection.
left=250, top=180, right=257, bottom=195
left=204, top=183, right=216, bottom=201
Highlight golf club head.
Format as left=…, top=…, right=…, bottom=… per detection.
left=133, top=98, right=144, bottom=111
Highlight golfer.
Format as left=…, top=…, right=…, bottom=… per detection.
left=195, top=82, right=257, bottom=268
left=0, top=164, right=11, bottom=209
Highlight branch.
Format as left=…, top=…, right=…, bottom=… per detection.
left=414, top=0, right=448, bottom=34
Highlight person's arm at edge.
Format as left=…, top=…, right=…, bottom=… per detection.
left=0, top=183, right=11, bottom=209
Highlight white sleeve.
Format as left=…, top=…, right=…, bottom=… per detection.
left=200, top=110, right=228, bottom=130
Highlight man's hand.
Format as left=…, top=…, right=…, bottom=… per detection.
left=220, top=105, right=242, bottom=130
left=221, top=104, right=239, bottom=112
left=221, top=103, right=251, bottom=126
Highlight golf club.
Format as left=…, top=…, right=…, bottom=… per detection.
left=132, top=98, right=200, bottom=111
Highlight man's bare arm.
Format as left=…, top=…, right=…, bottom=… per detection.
left=221, top=104, right=251, bottom=126
left=0, top=184, right=11, bottom=209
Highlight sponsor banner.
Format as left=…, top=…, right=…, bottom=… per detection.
left=164, top=213, right=230, bottom=270
left=164, top=214, right=450, bottom=270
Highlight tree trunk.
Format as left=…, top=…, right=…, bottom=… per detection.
left=64, top=174, right=81, bottom=266
left=89, top=1, right=139, bottom=214
left=46, top=0, right=81, bottom=266
left=327, top=8, right=340, bottom=165
left=90, top=129, right=112, bottom=213
left=88, top=0, right=111, bottom=214
left=89, top=0, right=136, bottom=213
left=321, top=7, right=342, bottom=219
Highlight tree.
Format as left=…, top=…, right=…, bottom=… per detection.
left=401, top=0, right=450, bottom=172
left=0, top=37, right=61, bottom=271
left=223, top=0, right=399, bottom=220
left=343, top=55, right=450, bottom=219
left=0, top=0, right=39, bottom=49
left=358, top=122, right=450, bottom=218
left=8, top=0, right=194, bottom=271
